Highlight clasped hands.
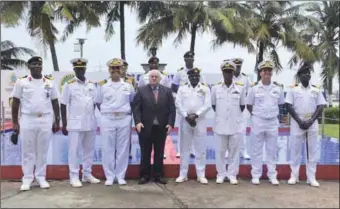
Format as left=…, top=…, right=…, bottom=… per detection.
left=185, top=113, right=198, bottom=127
left=296, top=118, right=314, bottom=130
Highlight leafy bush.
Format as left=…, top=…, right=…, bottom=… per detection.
left=324, top=107, right=340, bottom=124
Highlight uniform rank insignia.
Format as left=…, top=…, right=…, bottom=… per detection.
left=44, top=83, right=51, bottom=98
left=197, top=88, right=206, bottom=96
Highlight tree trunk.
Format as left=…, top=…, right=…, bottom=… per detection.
left=120, top=1, right=126, bottom=60
left=190, top=24, right=197, bottom=52
left=257, top=41, right=264, bottom=81
left=48, top=40, right=59, bottom=71
left=328, top=76, right=333, bottom=107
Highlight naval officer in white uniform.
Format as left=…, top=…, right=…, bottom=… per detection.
left=246, top=60, right=285, bottom=185
left=285, top=63, right=326, bottom=187
left=96, top=58, right=135, bottom=186
left=60, top=58, right=101, bottom=187
left=11, top=56, right=60, bottom=191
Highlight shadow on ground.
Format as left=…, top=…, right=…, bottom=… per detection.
left=1, top=179, right=339, bottom=208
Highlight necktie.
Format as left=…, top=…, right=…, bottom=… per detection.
left=153, top=87, right=158, bottom=102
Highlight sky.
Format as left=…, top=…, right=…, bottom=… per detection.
left=1, top=6, right=338, bottom=90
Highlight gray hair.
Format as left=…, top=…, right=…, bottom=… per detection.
left=148, top=69, right=161, bottom=78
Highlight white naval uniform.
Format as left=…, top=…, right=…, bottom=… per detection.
left=172, top=67, right=206, bottom=156
left=175, top=82, right=211, bottom=178
left=95, top=80, right=135, bottom=182
left=233, top=73, right=250, bottom=158
left=61, top=78, right=97, bottom=181
left=137, top=71, right=171, bottom=87
left=211, top=82, right=246, bottom=179
left=285, top=84, right=326, bottom=181
left=11, top=75, right=58, bottom=184
left=246, top=81, right=285, bottom=180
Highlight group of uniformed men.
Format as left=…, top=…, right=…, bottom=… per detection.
left=11, top=51, right=325, bottom=191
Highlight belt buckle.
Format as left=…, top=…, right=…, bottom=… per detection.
left=114, top=112, right=120, bottom=116
left=36, top=112, right=42, bottom=117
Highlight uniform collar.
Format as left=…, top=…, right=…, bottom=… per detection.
left=188, top=82, right=200, bottom=89
left=298, top=83, right=311, bottom=90
left=76, top=77, right=89, bottom=84
left=258, top=80, right=274, bottom=89
left=28, top=74, right=45, bottom=82
left=222, top=82, right=235, bottom=89
left=108, top=78, right=123, bottom=85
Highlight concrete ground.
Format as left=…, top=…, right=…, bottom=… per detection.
left=1, top=179, right=339, bottom=208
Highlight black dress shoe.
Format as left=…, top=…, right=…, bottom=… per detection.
left=154, top=177, right=167, bottom=184
left=138, top=177, right=149, bottom=184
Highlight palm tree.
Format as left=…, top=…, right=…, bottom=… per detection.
left=135, top=1, right=246, bottom=53
left=210, top=2, right=255, bottom=53
left=103, top=1, right=135, bottom=61
left=1, top=40, right=36, bottom=70
left=245, top=1, right=316, bottom=81
left=305, top=2, right=339, bottom=106
left=1, top=2, right=105, bottom=71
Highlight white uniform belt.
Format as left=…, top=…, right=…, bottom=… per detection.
left=102, top=112, right=131, bottom=116
left=21, top=112, right=51, bottom=118
left=252, top=114, right=277, bottom=120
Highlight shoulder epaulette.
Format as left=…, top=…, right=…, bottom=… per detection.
left=289, top=84, right=298, bottom=88
left=201, top=82, right=208, bottom=87
left=250, top=82, right=258, bottom=87
left=161, top=71, right=167, bottom=75
left=98, top=79, right=107, bottom=86
left=20, top=75, right=28, bottom=79
left=273, top=81, right=283, bottom=87
left=311, top=84, right=321, bottom=89
left=127, top=74, right=134, bottom=79
left=178, top=67, right=184, bottom=72
left=67, top=79, right=76, bottom=84
left=235, top=81, right=244, bottom=86
left=242, top=72, right=247, bottom=76
left=44, top=74, right=54, bottom=80
left=212, top=81, right=222, bottom=86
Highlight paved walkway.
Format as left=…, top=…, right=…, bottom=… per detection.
left=1, top=179, right=339, bottom=208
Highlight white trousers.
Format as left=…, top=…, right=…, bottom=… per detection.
left=68, top=131, right=96, bottom=180
left=178, top=118, right=206, bottom=177
left=215, top=133, right=241, bottom=178
left=176, top=113, right=195, bottom=155
left=289, top=131, right=319, bottom=180
left=20, top=128, right=52, bottom=184
left=20, top=114, right=53, bottom=184
left=250, top=116, right=278, bottom=179
left=101, top=115, right=131, bottom=181
left=239, top=110, right=250, bottom=155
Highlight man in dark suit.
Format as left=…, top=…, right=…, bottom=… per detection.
left=133, top=70, right=176, bottom=184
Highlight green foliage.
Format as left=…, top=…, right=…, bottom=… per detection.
left=324, top=107, right=340, bottom=124
left=1, top=40, right=36, bottom=70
